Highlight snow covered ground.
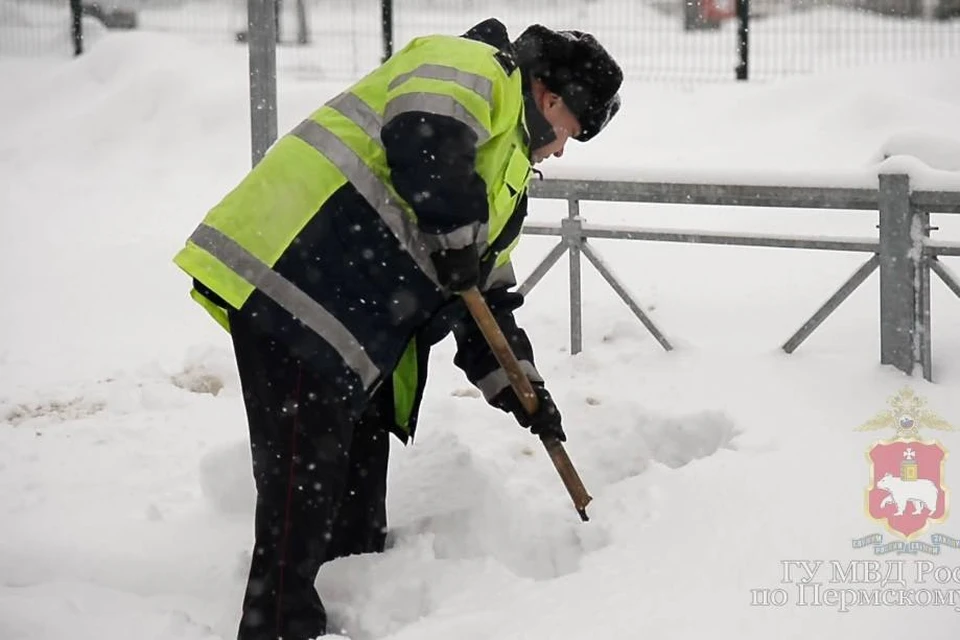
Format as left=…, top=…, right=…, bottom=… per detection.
left=2, top=20, right=960, bottom=640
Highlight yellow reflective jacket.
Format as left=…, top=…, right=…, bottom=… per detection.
left=173, top=20, right=540, bottom=439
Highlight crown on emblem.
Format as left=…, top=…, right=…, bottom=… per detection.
left=901, top=447, right=919, bottom=481
left=856, top=387, right=955, bottom=438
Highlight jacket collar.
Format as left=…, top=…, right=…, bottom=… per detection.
left=460, top=19, right=556, bottom=158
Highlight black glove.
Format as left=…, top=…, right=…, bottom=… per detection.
left=431, top=244, right=480, bottom=292
left=491, top=382, right=566, bottom=442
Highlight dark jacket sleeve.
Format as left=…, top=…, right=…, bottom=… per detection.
left=381, top=112, right=489, bottom=236
left=450, top=276, right=543, bottom=404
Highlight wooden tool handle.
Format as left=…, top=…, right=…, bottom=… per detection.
left=461, top=287, right=593, bottom=521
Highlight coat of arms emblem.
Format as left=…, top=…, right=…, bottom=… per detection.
left=857, top=388, right=953, bottom=541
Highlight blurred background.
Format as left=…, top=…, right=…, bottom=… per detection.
left=3, top=0, right=959, bottom=83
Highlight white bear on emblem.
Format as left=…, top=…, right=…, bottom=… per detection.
left=876, top=473, right=939, bottom=516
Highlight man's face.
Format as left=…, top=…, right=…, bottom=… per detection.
left=531, top=91, right=582, bottom=164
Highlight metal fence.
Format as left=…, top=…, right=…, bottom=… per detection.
left=523, top=174, right=960, bottom=381
left=8, top=0, right=960, bottom=82
left=388, top=0, right=960, bottom=82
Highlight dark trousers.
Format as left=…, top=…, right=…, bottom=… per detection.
left=230, top=312, right=390, bottom=640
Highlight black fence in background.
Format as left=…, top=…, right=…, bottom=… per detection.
left=383, top=0, right=960, bottom=82
left=7, top=0, right=960, bottom=82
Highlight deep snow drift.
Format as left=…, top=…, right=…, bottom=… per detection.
left=2, top=24, right=960, bottom=640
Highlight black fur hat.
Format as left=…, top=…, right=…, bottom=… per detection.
left=513, top=24, right=622, bottom=142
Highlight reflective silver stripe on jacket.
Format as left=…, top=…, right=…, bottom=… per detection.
left=420, top=221, right=489, bottom=252
left=388, top=64, right=495, bottom=103
left=290, top=118, right=441, bottom=285
left=327, top=92, right=383, bottom=145
left=476, top=359, right=542, bottom=401
left=383, top=92, right=491, bottom=144
left=482, top=262, right=517, bottom=292
left=189, top=224, right=381, bottom=389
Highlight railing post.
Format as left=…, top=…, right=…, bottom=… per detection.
left=916, top=207, right=932, bottom=382
left=736, top=0, right=749, bottom=80
left=563, top=200, right=583, bottom=355
left=70, top=0, right=83, bottom=56
left=248, top=0, right=278, bottom=167
left=878, top=173, right=924, bottom=377
left=381, top=0, right=394, bottom=63
left=295, top=0, right=310, bottom=45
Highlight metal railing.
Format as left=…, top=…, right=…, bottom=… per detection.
left=522, top=174, right=960, bottom=381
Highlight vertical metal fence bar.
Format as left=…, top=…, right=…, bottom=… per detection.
left=565, top=201, right=583, bottom=355
left=70, top=0, right=83, bottom=56
left=381, top=0, right=394, bottom=63
left=295, top=0, right=310, bottom=45
left=736, top=0, right=749, bottom=80
left=275, top=0, right=283, bottom=41
left=248, top=0, right=278, bottom=167
left=878, top=173, right=916, bottom=376
left=920, top=260, right=933, bottom=381
left=914, top=208, right=933, bottom=381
